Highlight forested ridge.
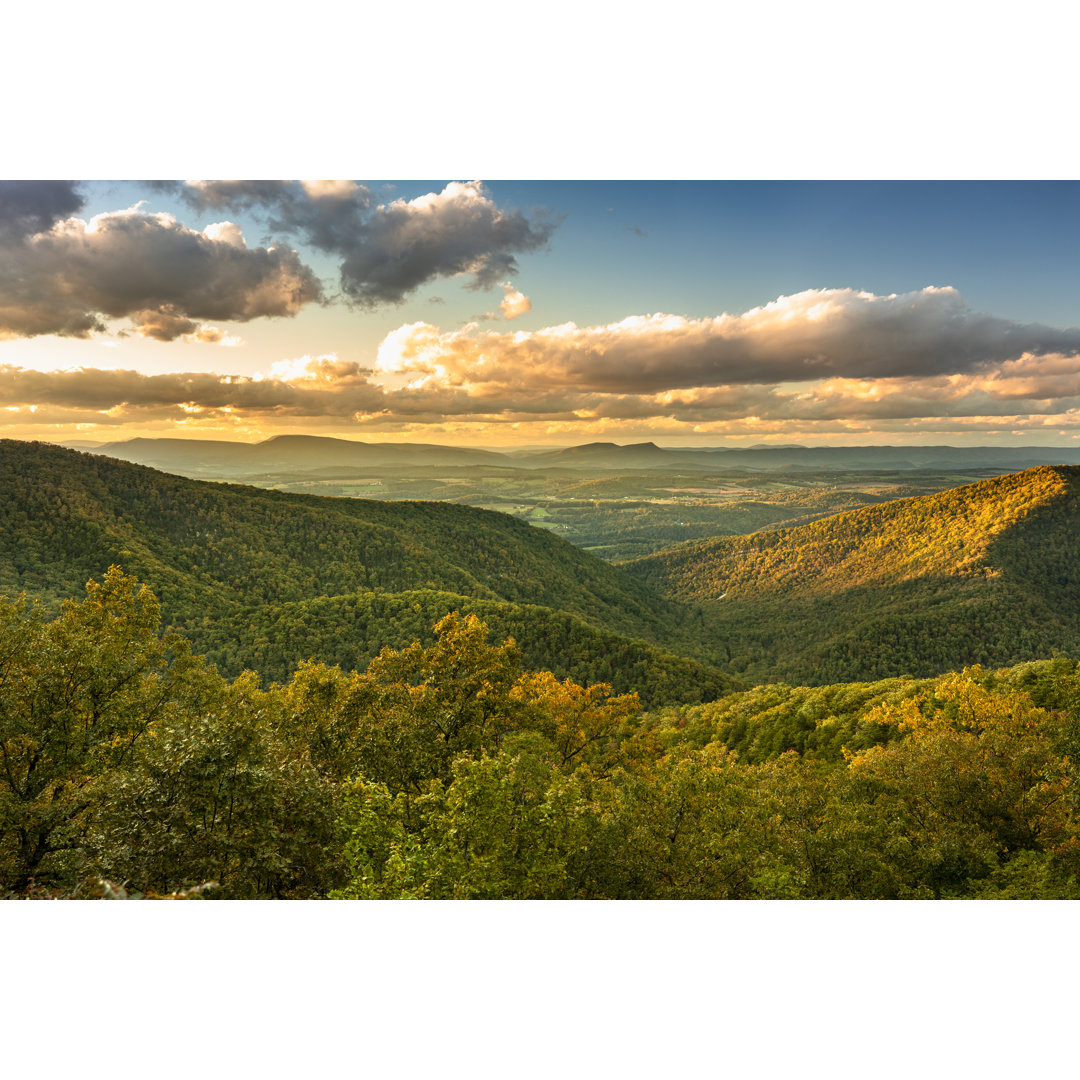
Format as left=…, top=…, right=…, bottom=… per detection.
left=0, top=440, right=728, bottom=705
left=626, top=465, right=1080, bottom=684
left=0, top=439, right=664, bottom=631
left=627, top=466, right=1073, bottom=600
left=193, top=589, right=731, bottom=707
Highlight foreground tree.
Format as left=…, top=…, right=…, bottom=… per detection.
left=0, top=569, right=203, bottom=892
left=839, top=672, right=1078, bottom=896
left=333, top=737, right=593, bottom=900
left=87, top=671, right=341, bottom=899
left=0, top=569, right=342, bottom=898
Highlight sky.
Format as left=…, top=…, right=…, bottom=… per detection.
left=3, top=178, right=1079, bottom=449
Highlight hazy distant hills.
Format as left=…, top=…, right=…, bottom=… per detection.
left=0, top=440, right=730, bottom=705
left=523, top=441, right=676, bottom=469
left=77, top=434, right=1080, bottom=480
left=93, top=434, right=509, bottom=477
left=521, top=441, right=1080, bottom=472
left=625, top=466, right=1080, bottom=684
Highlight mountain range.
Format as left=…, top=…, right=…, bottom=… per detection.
left=0, top=439, right=729, bottom=706
left=7, top=438, right=1080, bottom=695
left=76, top=434, right=1080, bottom=481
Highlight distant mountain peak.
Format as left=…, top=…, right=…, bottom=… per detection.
left=260, top=434, right=364, bottom=446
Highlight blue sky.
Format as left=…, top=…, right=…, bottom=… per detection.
left=2, top=179, right=1080, bottom=447
left=71, top=179, right=1080, bottom=329
left=90, top=179, right=1080, bottom=324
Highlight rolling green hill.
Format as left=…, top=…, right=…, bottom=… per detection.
left=0, top=439, right=730, bottom=705
left=624, top=466, right=1080, bottom=684
left=9, top=440, right=1080, bottom=698
left=189, top=589, right=732, bottom=706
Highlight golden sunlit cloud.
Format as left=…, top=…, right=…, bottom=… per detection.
left=369, top=287, right=1080, bottom=394
left=299, top=179, right=361, bottom=200
left=6, top=282, right=1080, bottom=446
left=497, top=282, right=532, bottom=320
left=182, top=325, right=244, bottom=347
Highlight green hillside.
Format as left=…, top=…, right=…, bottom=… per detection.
left=190, top=589, right=731, bottom=707
left=9, top=440, right=1080, bottom=699
left=0, top=440, right=729, bottom=704
left=624, top=466, right=1080, bottom=683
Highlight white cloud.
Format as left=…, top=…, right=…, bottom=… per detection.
left=0, top=203, right=321, bottom=341
left=172, top=178, right=556, bottom=308
left=203, top=221, right=246, bottom=248
left=299, top=179, right=360, bottom=200
left=497, top=281, right=532, bottom=320
left=370, top=287, right=1080, bottom=394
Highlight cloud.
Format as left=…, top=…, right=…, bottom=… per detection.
left=183, top=325, right=244, bottom=347
left=497, top=282, right=532, bottom=320
left=128, top=309, right=201, bottom=342
left=9, top=285, right=1080, bottom=442
left=10, top=349, right=1080, bottom=434
left=299, top=179, right=362, bottom=201
left=370, top=288, right=1080, bottom=394
left=10, top=347, right=1080, bottom=442
left=172, top=179, right=556, bottom=307
left=339, top=182, right=555, bottom=306
left=0, top=201, right=322, bottom=341
left=0, top=180, right=85, bottom=239
left=0, top=358, right=386, bottom=420
left=135, top=314, right=246, bottom=347
left=176, top=180, right=297, bottom=211
left=203, top=220, right=246, bottom=248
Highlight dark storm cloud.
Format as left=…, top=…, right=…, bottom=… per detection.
left=0, top=181, right=85, bottom=238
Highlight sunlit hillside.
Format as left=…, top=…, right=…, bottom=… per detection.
left=625, top=467, right=1080, bottom=683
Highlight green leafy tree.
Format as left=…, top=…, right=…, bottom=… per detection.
left=333, top=738, right=592, bottom=900
left=0, top=568, right=202, bottom=893
left=841, top=672, right=1076, bottom=896
left=88, top=671, right=342, bottom=898
left=581, top=745, right=763, bottom=899
left=285, top=613, right=526, bottom=796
